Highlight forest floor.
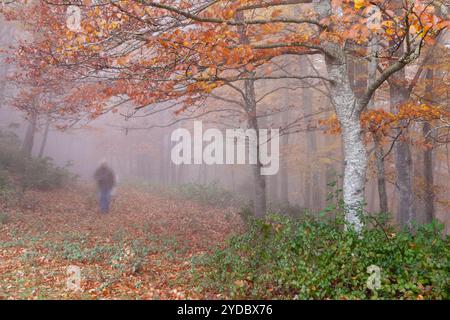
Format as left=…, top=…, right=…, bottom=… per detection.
left=0, top=185, right=242, bottom=299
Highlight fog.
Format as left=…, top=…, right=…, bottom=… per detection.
left=1, top=16, right=449, bottom=233
left=0, top=1, right=449, bottom=301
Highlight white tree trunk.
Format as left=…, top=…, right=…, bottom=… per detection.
left=325, top=52, right=367, bottom=231
left=340, top=117, right=367, bottom=231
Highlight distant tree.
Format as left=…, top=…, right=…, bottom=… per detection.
left=3, top=0, right=447, bottom=229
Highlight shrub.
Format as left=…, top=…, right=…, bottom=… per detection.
left=0, top=128, right=76, bottom=192
left=197, top=215, right=449, bottom=300
left=20, top=157, right=74, bottom=191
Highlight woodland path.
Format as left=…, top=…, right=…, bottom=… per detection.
left=0, top=186, right=241, bottom=299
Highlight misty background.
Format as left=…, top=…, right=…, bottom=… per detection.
left=1, top=16, right=449, bottom=232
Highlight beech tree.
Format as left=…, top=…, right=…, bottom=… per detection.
left=3, top=0, right=447, bottom=229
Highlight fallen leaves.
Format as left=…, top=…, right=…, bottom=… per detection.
left=0, top=185, right=242, bottom=300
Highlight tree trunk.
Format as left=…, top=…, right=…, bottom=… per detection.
left=252, top=159, right=267, bottom=218
left=423, top=69, right=435, bottom=223
left=390, top=76, right=414, bottom=229
left=386, top=0, right=415, bottom=230
left=366, top=26, right=388, bottom=214
left=21, top=111, right=38, bottom=157
left=325, top=52, right=366, bottom=231
left=260, top=115, right=278, bottom=203
left=302, top=58, right=320, bottom=212
left=237, top=10, right=267, bottom=218
left=38, top=117, right=50, bottom=158
left=245, top=76, right=267, bottom=218
left=374, top=134, right=388, bottom=213
left=280, top=105, right=289, bottom=204
left=340, top=117, right=367, bottom=231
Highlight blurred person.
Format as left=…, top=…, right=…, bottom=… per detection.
left=93, top=160, right=116, bottom=214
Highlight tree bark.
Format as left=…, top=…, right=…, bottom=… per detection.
left=374, top=134, right=388, bottom=213
left=38, top=117, right=50, bottom=158
left=423, top=69, right=435, bottom=223
left=390, top=79, right=415, bottom=229
left=279, top=105, right=290, bottom=204
left=365, top=24, right=388, bottom=214
left=303, top=80, right=320, bottom=210
left=21, top=111, right=38, bottom=157
left=238, top=10, right=267, bottom=218
left=278, top=81, right=290, bottom=204
left=325, top=50, right=366, bottom=231
left=245, top=76, right=267, bottom=218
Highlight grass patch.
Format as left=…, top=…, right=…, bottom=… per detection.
left=135, top=180, right=247, bottom=209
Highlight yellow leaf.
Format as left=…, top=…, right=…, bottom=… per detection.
left=354, top=0, right=366, bottom=10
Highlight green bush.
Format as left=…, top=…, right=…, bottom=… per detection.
left=0, top=129, right=76, bottom=192
left=20, top=157, right=74, bottom=191
left=197, top=215, right=449, bottom=300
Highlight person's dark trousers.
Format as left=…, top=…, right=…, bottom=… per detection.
left=98, top=188, right=112, bottom=213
